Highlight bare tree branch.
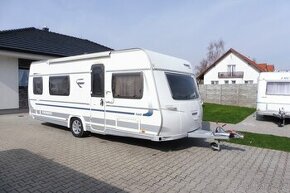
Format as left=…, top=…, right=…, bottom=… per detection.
left=195, top=39, right=225, bottom=76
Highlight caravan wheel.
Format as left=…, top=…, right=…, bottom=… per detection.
left=70, top=118, right=85, bottom=137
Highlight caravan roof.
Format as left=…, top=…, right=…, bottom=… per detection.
left=259, top=72, right=290, bottom=81
left=31, top=48, right=193, bottom=75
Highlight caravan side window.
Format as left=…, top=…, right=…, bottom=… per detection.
left=112, top=73, right=143, bottom=99
left=49, top=76, right=70, bottom=96
left=266, top=82, right=290, bottom=95
left=91, top=65, right=104, bottom=97
left=33, top=77, right=43, bottom=95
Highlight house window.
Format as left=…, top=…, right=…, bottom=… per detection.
left=227, top=65, right=236, bottom=73
left=211, top=81, right=218, bottom=85
left=224, top=80, right=229, bottom=84
left=18, top=59, right=34, bottom=109
left=232, top=80, right=236, bottom=84
left=227, top=64, right=236, bottom=77
left=49, top=76, right=70, bottom=96
left=266, top=82, right=290, bottom=95
left=112, top=73, right=143, bottom=99
left=19, top=68, right=29, bottom=87
left=245, top=80, right=253, bottom=84
left=33, top=77, right=43, bottom=95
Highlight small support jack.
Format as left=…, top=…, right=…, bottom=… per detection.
left=210, top=140, right=221, bottom=151
left=274, top=108, right=286, bottom=127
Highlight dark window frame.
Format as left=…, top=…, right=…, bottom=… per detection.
left=112, top=72, right=144, bottom=99
left=166, top=72, right=199, bottom=100
left=91, top=64, right=104, bottom=97
left=33, top=77, right=43, bottom=95
left=18, top=67, right=30, bottom=88
left=49, top=76, right=70, bottom=96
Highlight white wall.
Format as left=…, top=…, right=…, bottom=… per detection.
left=0, top=56, right=19, bottom=109
left=204, top=53, right=260, bottom=84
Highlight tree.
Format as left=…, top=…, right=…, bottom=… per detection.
left=195, top=39, right=225, bottom=76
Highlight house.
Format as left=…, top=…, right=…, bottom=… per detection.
left=197, top=48, right=275, bottom=85
left=0, top=27, right=112, bottom=111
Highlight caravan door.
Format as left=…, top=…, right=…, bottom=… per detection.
left=90, top=64, right=105, bottom=131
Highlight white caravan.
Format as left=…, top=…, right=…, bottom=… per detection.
left=29, top=49, right=241, bottom=150
left=257, top=72, right=290, bottom=125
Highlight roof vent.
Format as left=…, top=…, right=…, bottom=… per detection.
left=42, top=26, right=49, bottom=32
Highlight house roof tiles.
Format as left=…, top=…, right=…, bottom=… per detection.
left=197, top=48, right=275, bottom=79
left=0, top=27, right=112, bottom=57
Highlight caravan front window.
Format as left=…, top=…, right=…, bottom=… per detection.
left=166, top=73, right=199, bottom=100
left=266, top=82, right=290, bottom=95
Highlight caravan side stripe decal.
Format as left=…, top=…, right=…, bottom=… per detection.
left=35, top=103, right=153, bottom=116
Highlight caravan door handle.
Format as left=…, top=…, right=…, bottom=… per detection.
left=100, top=99, right=104, bottom=106
left=165, top=105, right=178, bottom=111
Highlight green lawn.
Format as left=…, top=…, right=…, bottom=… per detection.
left=202, top=103, right=290, bottom=152
left=228, top=132, right=290, bottom=152
left=203, top=103, right=256, bottom=124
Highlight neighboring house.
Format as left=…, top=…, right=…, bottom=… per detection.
left=0, top=27, right=112, bottom=110
left=197, top=48, right=275, bottom=85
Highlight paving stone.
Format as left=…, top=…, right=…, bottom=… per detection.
left=0, top=114, right=290, bottom=193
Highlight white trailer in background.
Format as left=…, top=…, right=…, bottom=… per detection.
left=257, top=72, right=290, bottom=126
left=29, top=48, right=242, bottom=150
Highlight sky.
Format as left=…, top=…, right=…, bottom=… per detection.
left=0, top=0, right=290, bottom=70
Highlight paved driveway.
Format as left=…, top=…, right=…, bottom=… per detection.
left=0, top=114, right=290, bottom=193
left=236, top=114, right=290, bottom=137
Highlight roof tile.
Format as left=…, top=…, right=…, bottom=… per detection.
left=197, top=48, right=275, bottom=79
left=0, top=27, right=112, bottom=56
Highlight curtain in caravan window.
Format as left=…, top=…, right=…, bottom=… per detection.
left=112, top=73, right=143, bottom=99
left=49, top=76, right=70, bottom=96
left=33, top=77, right=43, bottom=95
left=266, top=82, right=290, bottom=95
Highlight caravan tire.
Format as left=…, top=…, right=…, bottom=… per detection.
left=70, top=118, right=85, bottom=137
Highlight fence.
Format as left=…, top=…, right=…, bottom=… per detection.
left=198, top=84, right=257, bottom=108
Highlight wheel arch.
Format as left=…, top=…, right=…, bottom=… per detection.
left=68, top=115, right=87, bottom=131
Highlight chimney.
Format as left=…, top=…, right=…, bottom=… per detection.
left=42, top=26, right=49, bottom=32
